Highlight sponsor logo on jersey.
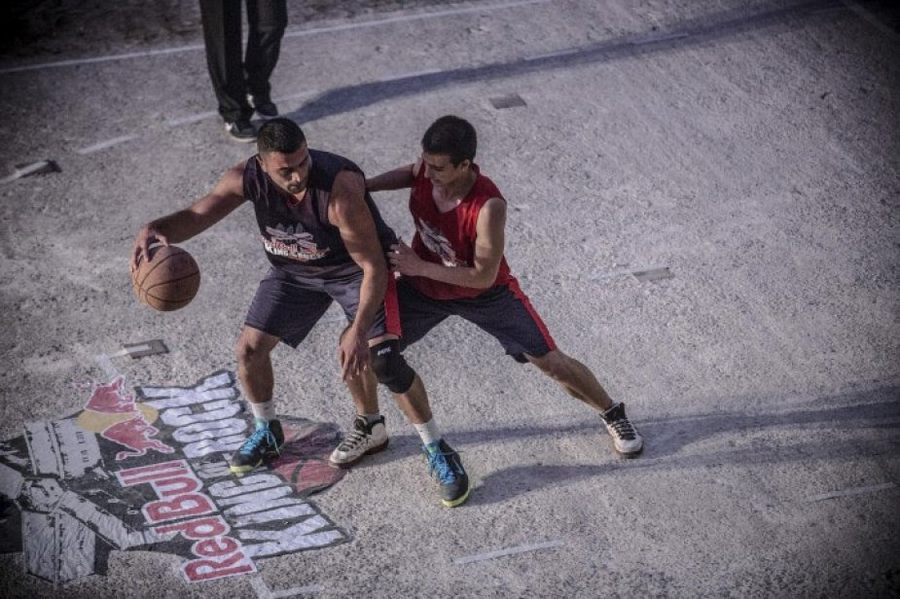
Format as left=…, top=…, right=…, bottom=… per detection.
left=263, top=224, right=330, bottom=261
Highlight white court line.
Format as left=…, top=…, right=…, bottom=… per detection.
left=454, top=540, right=564, bottom=565
left=524, top=48, right=581, bottom=61
left=588, top=269, right=634, bottom=282
left=75, top=135, right=139, bottom=155
left=806, top=482, right=897, bottom=503
left=0, top=0, right=550, bottom=76
left=589, top=265, right=670, bottom=282
left=165, top=110, right=219, bottom=127
left=281, top=0, right=550, bottom=39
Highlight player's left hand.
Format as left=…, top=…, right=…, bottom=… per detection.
left=389, top=241, right=425, bottom=276
left=338, top=325, right=369, bottom=381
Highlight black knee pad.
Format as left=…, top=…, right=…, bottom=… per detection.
left=370, top=340, right=415, bottom=394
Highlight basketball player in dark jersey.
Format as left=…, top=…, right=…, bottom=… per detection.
left=357, top=115, right=644, bottom=506
left=130, top=118, right=430, bottom=478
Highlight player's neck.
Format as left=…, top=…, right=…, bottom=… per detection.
left=438, top=169, right=477, bottom=201
left=285, top=186, right=308, bottom=206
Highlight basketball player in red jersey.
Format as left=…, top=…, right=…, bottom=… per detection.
left=356, top=115, right=643, bottom=505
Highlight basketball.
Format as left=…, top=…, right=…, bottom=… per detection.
left=131, top=245, right=200, bottom=311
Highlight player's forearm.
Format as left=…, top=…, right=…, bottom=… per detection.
left=418, top=260, right=497, bottom=290
left=366, top=166, right=414, bottom=192
left=146, top=209, right=211, bottom=244
left=351, top=262, right=389, bottom=334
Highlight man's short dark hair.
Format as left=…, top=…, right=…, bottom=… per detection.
left=257, top=118, right=306, bottom=154
left=421, top=115, right=477, bottom=166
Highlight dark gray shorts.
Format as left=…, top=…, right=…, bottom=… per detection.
left=396, top=277, right=556, bottom=363
left=244, top=267, right=400, bottom=348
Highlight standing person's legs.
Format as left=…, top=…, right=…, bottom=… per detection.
left=245, top=0, right=287, bottom=114
left=199, top=0, right=253, bottom=125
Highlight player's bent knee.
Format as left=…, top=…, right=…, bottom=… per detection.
left=235, top=339, right=270, bottom=366
left=370, top=340, right=416, bottom=394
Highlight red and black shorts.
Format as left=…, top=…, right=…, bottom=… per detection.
left=244, top=267, right=401, bottom=348
left=396, top=277, right=556, bottom=363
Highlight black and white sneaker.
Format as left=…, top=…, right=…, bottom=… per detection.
left=600, top=402, right=643, bottom=457
left=248, top=94, right=278, bottom=118
left=329, top=415, right=389, bottom=468
left=224, top=119, right=257, bottom=142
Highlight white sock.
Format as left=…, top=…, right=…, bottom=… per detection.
left=250, top=400, right=277, bottom=422
left=414, top=419, right=441, bottom=446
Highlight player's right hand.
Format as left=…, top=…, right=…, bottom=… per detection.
left=131, top=225, right=169, bottom=273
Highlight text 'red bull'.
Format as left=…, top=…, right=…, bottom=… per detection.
left=116, top=459, right=255, bottom=582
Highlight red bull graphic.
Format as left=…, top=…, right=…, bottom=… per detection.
left=0, top=370, right=349, bottom=586
left=82, top=377, right=176, bottom=461
left=86, top=378, right=136, bottom=413
left=104, top=415, right=175, bottom=461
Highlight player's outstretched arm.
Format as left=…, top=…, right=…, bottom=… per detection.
left=330, top=170, right=389, bottom=380
left=390, top=197, right=506, bottom=289
left=365, top=162, right=416, bottom=192
left=131, top=162, right=246, bottom=270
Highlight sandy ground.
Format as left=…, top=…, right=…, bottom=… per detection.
left=0, top=0, right=899, bottom=597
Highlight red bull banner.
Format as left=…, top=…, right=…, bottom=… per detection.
left=0, top=371, right=348, bottom=585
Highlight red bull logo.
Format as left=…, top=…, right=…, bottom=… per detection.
left=1, top=370, right=349, bottom=587
left=80, top=376, right=175, bottom=461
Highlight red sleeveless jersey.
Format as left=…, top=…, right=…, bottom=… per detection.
left=407, top=163, right=515, bottom=300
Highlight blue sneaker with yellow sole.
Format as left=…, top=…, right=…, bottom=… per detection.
left=424, top=439, right=470, bottom=507
left=229, top=418, right=284, bottom=475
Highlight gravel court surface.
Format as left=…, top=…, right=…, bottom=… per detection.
left=1, top=0, right=899, bottom=597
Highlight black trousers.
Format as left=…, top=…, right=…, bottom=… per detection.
left=199, top=0, right=288, bottom=122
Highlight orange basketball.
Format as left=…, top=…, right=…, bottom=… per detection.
left=131, top=245, right=200, bottom=311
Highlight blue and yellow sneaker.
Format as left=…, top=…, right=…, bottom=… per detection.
left=229, top=418, right=284, bottom=476
left=424, top=439, right=470, bottom=508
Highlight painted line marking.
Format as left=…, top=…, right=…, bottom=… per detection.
left=75, top=135, right=139, bottom=155
left=524, top=48, right=581, bottom=61
left=589, top=266, right=674, bottom=283
left=1, top=160, right=60, bottom=184
left=251, top=576, right=322, bottom=598
left=165, top=110, right=219, bottom=127
left=454, top=540, right=564, bottom=565
left=806, top=482, right=897, bottom=503
left=633, top=266, right=674, bottom=283
left=589, top=269, right=634, bottom=282
left=281, top=0, right=550, bottom=39
left=0, top=0, right=550, bottom=75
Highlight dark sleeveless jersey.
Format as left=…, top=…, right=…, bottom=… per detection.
left=243, top=149, right=397, bottom=279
